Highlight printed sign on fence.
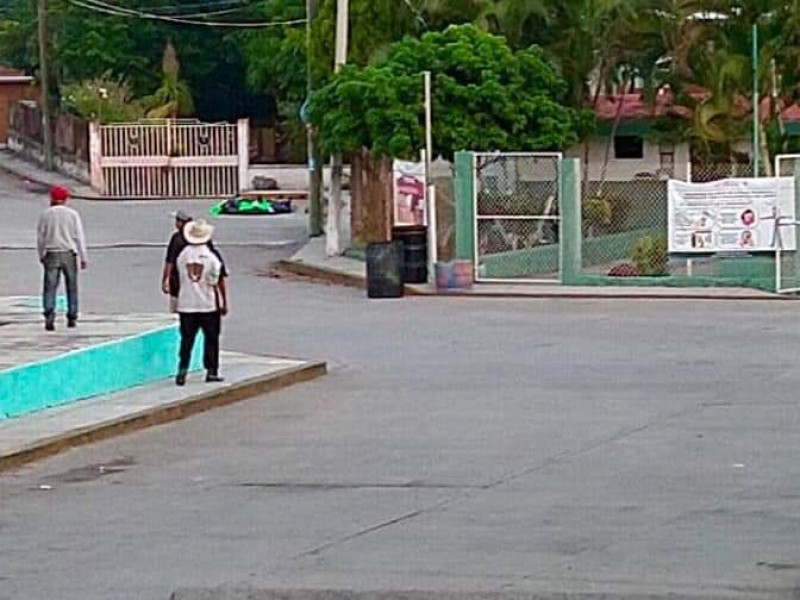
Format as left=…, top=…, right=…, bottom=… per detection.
left=668, top=177, right=796, bottom=253
left=393, top=159, right=427, bottom=227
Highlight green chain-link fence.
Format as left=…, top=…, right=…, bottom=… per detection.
left=474, top=153, right=561, bottom=280
left=579, top=178, right=671, bottom=277
left=576, top=164, right=777, bottom=289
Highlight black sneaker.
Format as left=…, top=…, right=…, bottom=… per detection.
left=67, top=318, right=77, bottom=328
left=175, top=370, right=188, bottom=386
left=45, top=322, right=55, bottom=332
left=205, top=373, right=225, bottom=383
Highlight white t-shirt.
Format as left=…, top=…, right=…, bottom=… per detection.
left=176, top=244, right=222, bottom=313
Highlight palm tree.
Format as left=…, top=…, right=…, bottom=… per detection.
left=474, top=0, right=548, bottom=48
left=144, top=42, right=195, bottom=120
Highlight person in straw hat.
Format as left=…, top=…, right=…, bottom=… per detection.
left=162, top=209, right=227, bottom=312
left=174, top=219, right=228, bottom=386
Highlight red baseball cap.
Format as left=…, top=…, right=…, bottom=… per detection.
left=50, top=186, right=70, bottom=202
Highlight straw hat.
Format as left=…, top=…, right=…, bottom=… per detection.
left=183, top=219, right=214, bottom=245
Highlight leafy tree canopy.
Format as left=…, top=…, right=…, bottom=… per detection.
left=309, top=24, right=593, bottom=159
left=0, top=0, right=253, bottom=121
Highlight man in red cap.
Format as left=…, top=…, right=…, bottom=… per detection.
left=36, top=186, right=88, bottom=331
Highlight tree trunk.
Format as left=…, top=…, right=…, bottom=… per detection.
left=759, top=122, right=773, bottom=177
left=350, top=149, right=392, bottom=247
left=326, top=154, right=347, bottom=256
left=582, top=58, right=608, bottom=189
left=598, top=76, right=633, bottom=197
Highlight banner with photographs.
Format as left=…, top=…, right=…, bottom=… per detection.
left=393, top=160, right=427, bottom=227
left=668, top=177, right=796, bottom=253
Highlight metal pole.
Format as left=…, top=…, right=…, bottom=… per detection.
left=423, top=71, right=437, bottom=282
left=306, top=0, right=323, bottom=236
left=334, top=0, right=349, bottom=68
left=753, top=22, right=760, bottom=177
left=37, top=0, right=54, bottom=171
left=423, top=71, right=433, bottom=185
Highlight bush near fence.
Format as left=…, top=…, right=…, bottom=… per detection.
left=575, top=166, right=776, bottom=290
left=580, top=179, right=668, bottom=274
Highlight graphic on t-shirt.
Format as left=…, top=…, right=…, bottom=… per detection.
left=187, top=262, right=205, bottom=282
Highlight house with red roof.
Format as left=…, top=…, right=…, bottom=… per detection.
left=572, top=86, right=800, bottom=181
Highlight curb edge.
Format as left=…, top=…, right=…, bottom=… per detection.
left=0, top=361, right=327, bottom=474
left=276, top=261, right=791, bottom=302
left=275, top=260, right=429, bottom=296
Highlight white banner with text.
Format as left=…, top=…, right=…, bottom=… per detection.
left=668, top=177, right=796, bottom=253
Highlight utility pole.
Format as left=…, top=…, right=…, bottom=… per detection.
left=37, top=0, right=54, bottom=171
left=326, top=0, right=348, bottom=256
left=306, top=0, right=323, bottom=236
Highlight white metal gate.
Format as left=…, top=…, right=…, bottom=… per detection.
left=90, top=119, right=248, bottom=198
left=474, top=152, right=561, bottom=282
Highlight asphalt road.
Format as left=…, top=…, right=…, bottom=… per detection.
left=2, top=173, right=800, bottom=599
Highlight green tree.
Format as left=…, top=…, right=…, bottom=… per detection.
left=310, top=25, right=592, bottom=159
left=0, top=0, right=36, bottom=69
left=422, top=0, right=548, bottom=49
left=0, top=0, right=253, bottom=122
left=61, top=75, right=145, bottom=123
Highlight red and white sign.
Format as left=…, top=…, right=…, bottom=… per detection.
left=393, top=160, right=427, bottom=227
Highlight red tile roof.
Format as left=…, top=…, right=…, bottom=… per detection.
left=592, top=90, right=800, bottom=123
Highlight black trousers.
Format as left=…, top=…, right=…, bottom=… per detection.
left=178, top=311, right=221, bottom=373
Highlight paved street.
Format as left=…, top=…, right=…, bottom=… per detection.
left=2, top=172, right=800, bottom=599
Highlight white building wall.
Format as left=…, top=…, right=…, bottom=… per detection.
left=566, top=137, right=691, bottom=182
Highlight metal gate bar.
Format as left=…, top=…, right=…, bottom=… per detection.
left=473, top=152, right=562, bottom=282
left=94, top=119, right=243, bottom=198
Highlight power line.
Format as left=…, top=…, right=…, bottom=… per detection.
left=68, top=0, right=305, bottom=27
left=136, top=0, right=248, bottom=13
left=147, top=7, right=248, bottom=18
left=73, top=0, right=252, bottom=21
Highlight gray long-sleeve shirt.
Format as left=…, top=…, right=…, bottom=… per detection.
left=36, top=205, right=88, bottom=262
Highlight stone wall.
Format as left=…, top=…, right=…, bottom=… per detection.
left=7, top=100, right=90, bottom=183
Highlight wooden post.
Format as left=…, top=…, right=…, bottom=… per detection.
left=37, top=0, right=54, bottom=171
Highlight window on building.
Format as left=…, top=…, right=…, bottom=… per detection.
left=613, top=135, right=644, bottom=159
left=659, top=150, right=675, bottom=175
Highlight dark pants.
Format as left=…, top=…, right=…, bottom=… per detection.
left=42, top=251, right=78, bottom=323
left=178, top=311, right=221, bottom=373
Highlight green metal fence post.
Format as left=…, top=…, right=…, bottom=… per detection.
left=791, top=161, right=800, bottom=290
left=454, top=151, right=475, bottom=262
left=560, top=158, right=582, bottom=285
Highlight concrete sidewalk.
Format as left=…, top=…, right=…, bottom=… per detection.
left=278, top=238, right=790, bottom=301
left=0, top=351, right=325, bottom=472
left=0, top=295, right=326, bottom=470
left=0, top=149, right=100, bottom=199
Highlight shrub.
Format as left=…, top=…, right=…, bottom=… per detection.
left=631, top=235, right=668, bottom=276
left=608, top=263, right=639, bottom=277
left=61, top=76, right=144, bottom=123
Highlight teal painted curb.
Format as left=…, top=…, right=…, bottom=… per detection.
left=0, top=325, right=202, bottom=419
left=0, top=361, right=328, bottom=473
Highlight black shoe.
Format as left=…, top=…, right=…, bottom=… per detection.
left=175, top=370, right=188, bottom=386
left=45, top=322, right=55, bottom=332
left=67, top=318, right=77, bottom=328
left=205, top=373, right=225, bottom=383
